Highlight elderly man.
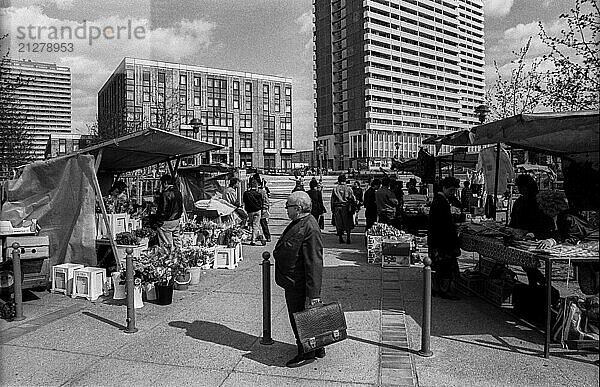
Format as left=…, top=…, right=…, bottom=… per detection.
left=273, top=191, right=324, bottom=367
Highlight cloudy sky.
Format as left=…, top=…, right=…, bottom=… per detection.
left=0, top=0, right=578, bottom=150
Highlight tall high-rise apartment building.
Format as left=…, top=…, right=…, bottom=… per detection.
left=4, top=59, right=72, bottom=160
left=314, top=0, right=485, bottom=170
left=98, top=58, right=295, bottom=170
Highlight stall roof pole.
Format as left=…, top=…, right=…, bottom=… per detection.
left=493, top=143, right=501, bottom=220
left=93, top=149, right=121, bottom=271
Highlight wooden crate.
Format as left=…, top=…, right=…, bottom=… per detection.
left=456, top=272, right=485, bottom=296
left=484, top=278, right=516, bottom=307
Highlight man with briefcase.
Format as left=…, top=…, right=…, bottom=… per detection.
left=273, top=191, right=326, bottom=367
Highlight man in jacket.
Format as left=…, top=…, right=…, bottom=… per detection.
left=364, top=178, right=381, bottom=230
left=273, top=191, right=324, bottom=367
left=243, top=180, right=265, bottom=246
left=375, top=177, right=398, bottom=225
left=156, top=174, right=183, bottom=250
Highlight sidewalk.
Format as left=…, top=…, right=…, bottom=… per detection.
left=1, top=210, right=598, bottom=386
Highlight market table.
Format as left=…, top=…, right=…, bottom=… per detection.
left=459, top=232, right=598, bottom=358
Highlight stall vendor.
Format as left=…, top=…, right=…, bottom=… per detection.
left=428, top=176, right=461, bottom=300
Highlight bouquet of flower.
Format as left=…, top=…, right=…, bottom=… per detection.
left=115, top=232, right=140, bottom=246
left=142, top=246, right=190, bottom=285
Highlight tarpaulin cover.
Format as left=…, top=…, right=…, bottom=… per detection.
left=0, top=155, right=97, bottom=272
left=79, top=128, right=223, bottom=174
left=471, top=110, right=599, bottom=165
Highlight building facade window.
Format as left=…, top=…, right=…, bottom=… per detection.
left=262, top=84, right=269, bottom=113
left=240, top=114, right=252, bottom=128
left=58, top=139, right=66, bottom=154
left=207, top=78, right=227, bottom=109
left=142, top=71, right=150, bottom=102
left=233, top=80, right=240, bottom=109
left=193, top=75, right=201, bottom=106
left=281, top=155, right=292, bottom=170
left=280, top=116, right=292, bottom=149
left=244, top=82, right=252, bottom=111
left=284, top=86, right=291, bottom=114
left=240, top=154, right=252, bottom=168
left=274, top=85, right=281, bottom=113
left=263, top=115, right=275, bottom=149
left=240, top=132, right=252, bottom=148
left=264, top=155, right=276, bottom=170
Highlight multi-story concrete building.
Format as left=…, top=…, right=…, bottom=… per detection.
left=98, top=58, right=295, bottom=170
left=4, top=59, right=71, bottom=160
left=314, top=0, right=485, bottom=170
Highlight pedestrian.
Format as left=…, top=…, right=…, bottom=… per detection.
left=307, top=178, right=326, bottom=228
left=351, top=180, right=364, bottom=226
left=460, top=180, right=473, bottom=212
left=156, top=174, right=183, bottom=250
left=223, top=178, right=248, bottom=226
left=363, top=179, right=381, bottom=230
left=258, top=181, right=272, bottom=242
left=273, top=191, right=324, bottom=367
left=292, top=178, right=305, bottom=193
left=331, top=174, right=356, bottom=244
left=428, top=176, right=461, bottom=300
left=243, top=179, right=265, bottom=246
left=375, top=177, right=398, bottom=226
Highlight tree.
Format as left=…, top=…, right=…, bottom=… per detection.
left=539, top=0, right=600, bottom=111
left=485, top=37, right=545, bottom=121
left=0, top=35, right=35, bottom=177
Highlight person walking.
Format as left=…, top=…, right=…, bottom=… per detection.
left=258, top=181, right=272, bottom=242
left=375, top=177, right=398, bottom=226
left=156, top=174, right=183, bottom=250
left=273, top=191, right=324, bottom=367
left=351, top=180, right=364, bottom=226
left=307, top=178, right=326, bottom=228
left=428, top=176, right=461, bottom=300
left=363, top=179, right=381, bottom=231
left=331, top=174, right=356, bottom=244
left=243, top=180, right=265, bottom=246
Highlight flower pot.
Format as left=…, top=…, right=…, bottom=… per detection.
left=134, top=285, right=144, bottom=309
left=111, top=272, right=126, bottom=300
left=189, top=267, right=202, bottom=285
left=155, top=283, right=174, bottom=305
left=144, top=282, right=157, bottom=301
left=174, top=271, right=191, bottom=291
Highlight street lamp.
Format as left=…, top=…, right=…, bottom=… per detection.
left=474, top=104, right=490, bottom=124
left=189, top=118, right=202, bottom=165
left=394, top=141, right=400, bottom=159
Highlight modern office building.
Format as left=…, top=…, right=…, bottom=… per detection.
left=314, top=0, right=485, bottom=170
left=98, top=57, right=295, bottom=170
left=4, top=59, right=72, bottom=160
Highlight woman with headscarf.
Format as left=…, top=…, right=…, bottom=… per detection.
left=331, top=174, right=356, bottom=244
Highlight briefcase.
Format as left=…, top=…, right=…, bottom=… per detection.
left=293, top=301, right=347, bottom=353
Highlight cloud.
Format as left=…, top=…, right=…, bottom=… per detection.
left=483, top=0, right=514, bottom=17
left=295, top=11, right=312, bottom=35
left=2, top=4, right=217, bottom=131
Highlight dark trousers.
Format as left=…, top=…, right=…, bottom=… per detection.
left=260, top=217, right=271, bottom=240
left=378, top=212, right=394, bottom=226
left=285, top=290, right=306, bottom=352
left=365, top=210, right=377, bottom=230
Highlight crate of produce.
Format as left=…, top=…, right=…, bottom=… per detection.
left=484, top=278, right=517, bottom=307
left=456, top=271, right=485, bottom=296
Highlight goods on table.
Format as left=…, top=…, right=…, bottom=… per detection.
left=366, top=223, right=413, bottom=265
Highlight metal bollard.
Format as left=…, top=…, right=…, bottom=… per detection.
left=124, top=248, right=138, bottom=334
left=418, top=257, right=433, bottom=357
left=11, top=243, right=25, bottom=321
left=260, top=251, right=274, bottom=345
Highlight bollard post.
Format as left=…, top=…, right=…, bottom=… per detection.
left=124, top=248, right=138, bottom=334
left=418, top=256, right=433, bottom=357
left=11, top=243, right=25, bottom=321
left=260, top=251, right=274, bottom=345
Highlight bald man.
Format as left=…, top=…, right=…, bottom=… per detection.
left=273, top=191, right=325, bottom=367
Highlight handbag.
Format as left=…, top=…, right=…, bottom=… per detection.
left=293, top=301, right=347, bottom=353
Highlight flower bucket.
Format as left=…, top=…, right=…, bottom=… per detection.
left=155, top=283, right=174, bottom=305
left=111, top=272, right=126, bottom=300
left=134, top=285, right=144, bottom=309
left=189, top=267, right=202, bottom=285
left=144, top=282, right=157, bottom=301
left=174, top=271, right=191, bottom=291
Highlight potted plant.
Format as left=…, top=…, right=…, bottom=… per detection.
left=145, top=246, right=190, bottom=304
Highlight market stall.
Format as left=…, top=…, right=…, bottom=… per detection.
left=454, top=110, right=600, bottom=358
